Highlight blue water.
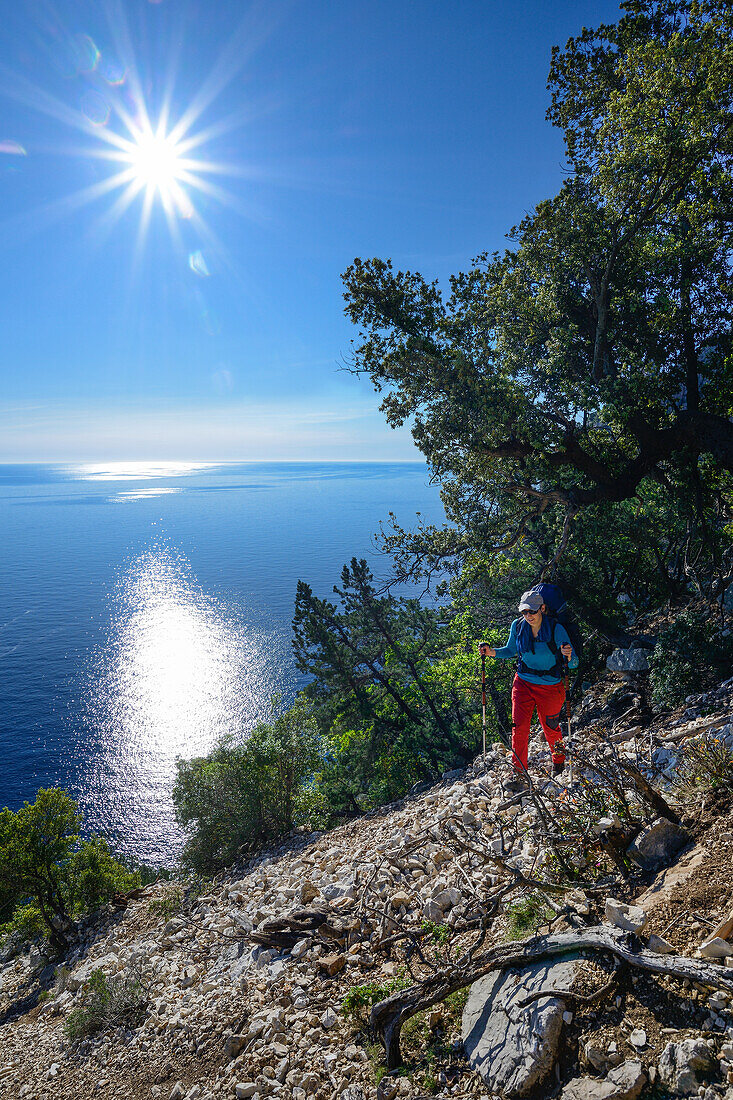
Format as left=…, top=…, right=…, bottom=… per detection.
left=0, top=462, right=443, bottom=864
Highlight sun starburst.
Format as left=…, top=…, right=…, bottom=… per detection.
left=0, top=5, right=270, bottom=269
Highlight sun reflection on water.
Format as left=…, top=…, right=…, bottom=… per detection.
left=81, top=547, right=283, bottom=865
left=68, top=461, right=217, bottom=481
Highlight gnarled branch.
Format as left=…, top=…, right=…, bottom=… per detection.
left=370, top=926, right=733, bottom=1069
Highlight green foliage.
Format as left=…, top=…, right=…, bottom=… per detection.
left=64, top=966, right=148, bottom=1041
left=649, top=608, right=733, bottom=705
left=422, top=1071, right=439, bottom=1094
left=342, top=974, right=410, bottom=1025
left=341, top=0, right=733, bottom=614
left=294, top=559, right=495, bottom=817
left=420, top=920, right=454, bottom=965
left=2, top=904, right=47, bottom=943
left=67, top=837, right=139, bottom=915
left=173, top=696, right=324, bottom=873
left=147, top=887, right=184, bottom=921
left=674, top=731, right=733, bottom=800
left=505, top=892, right=554, bottom=939
left=445, top=986, right=469, bottom=1015
left=0, top=788, right=140, bottom=952
left=420, top=920, right=450, bottom=946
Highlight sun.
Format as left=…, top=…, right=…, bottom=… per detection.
left=127, top=130, right=183, bottom=194
left=116, top=124, right=197, bottom=220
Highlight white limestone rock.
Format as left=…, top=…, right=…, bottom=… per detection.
left=657, top=1038, right=716, bottom=1096
left=560, top=1061, right=647, bottom=1100
left=462, top=957, right=579, bottom=1097
left=604, top=898, right=647, bottom=934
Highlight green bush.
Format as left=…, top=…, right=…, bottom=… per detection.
left=649, top=609, right=733, bottom=707
left=505, top=892, right=553, bottom=939
left=674, top=732, right=733, bottom=800
left=173, top=696, right=324, bottom=873
left=148, top=887, right=184, bottom=922
left=64, top=966, right=148, bottom=1041
left=0, top=789, right=140, bottom=952
left=342, top=974, right=409, bottom=1025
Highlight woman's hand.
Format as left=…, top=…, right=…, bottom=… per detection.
left=560, top=643, right=573, bottom=659
left=479, top=642, right=496, bottom=658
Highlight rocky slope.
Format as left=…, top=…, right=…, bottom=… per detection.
left=1, top=673, right=732, bottom=1100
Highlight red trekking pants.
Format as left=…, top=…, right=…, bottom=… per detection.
left=511, top=674, right=566, bottom=773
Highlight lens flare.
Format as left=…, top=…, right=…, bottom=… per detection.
left=0, top=141, right=27, bottom=155
left=80, top=90, right=110, bottom=127
left=188, top=249, right=209, bottom=276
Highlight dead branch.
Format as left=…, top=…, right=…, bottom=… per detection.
left=370, top=926, right=733, bottom=1069
left=516, top=973, right=619, bottom=1009
left=617, top=758, right=681, bottom=825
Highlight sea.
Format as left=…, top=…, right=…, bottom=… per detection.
left=0, top=461, right=445, bottom=866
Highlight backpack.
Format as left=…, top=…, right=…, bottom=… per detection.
left=516, top=583, right=583, bottom=680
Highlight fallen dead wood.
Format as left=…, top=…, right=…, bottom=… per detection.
left=249, top=907, right=344, bottom=948
left=370, top=925, right=733, bottom=1069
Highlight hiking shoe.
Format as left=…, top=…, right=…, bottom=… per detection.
left=552, top=760, right=565, bottom=777
left=505, top=773, right=530, bottom=793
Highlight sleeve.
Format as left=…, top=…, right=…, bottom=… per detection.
left=554, top=624, right=579, bottom=669
left=493, top=619, right=519, bottom=660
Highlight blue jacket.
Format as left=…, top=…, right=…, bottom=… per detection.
left=494, top=617, right=578, bottom=685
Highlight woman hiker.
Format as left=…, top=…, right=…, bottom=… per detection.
left=479, top=589, right=578, bottom=789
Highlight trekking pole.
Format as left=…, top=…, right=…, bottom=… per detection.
left=481, top=651, right=487, bottom=769
left=563, top=657, right=573, bottom=784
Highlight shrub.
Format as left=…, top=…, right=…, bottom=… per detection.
left=674, top=732, right=733, bottom=800
left=649, top=609, right=733, bottom=707
left=148, top=887, right=184, bottom=921
left=0, top=789, right=140, bottom=953
left=64, top=966, right=148, bottom=1041
left=505, top=891, right=553, bottom=939
left=173, top=696, right=324, bottom=873
left=342, top=975, right=409, bottom=1025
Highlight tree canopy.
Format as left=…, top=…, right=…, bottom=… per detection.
left=342, top=0, right=733, bottom=604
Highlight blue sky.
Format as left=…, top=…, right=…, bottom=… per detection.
left=1, top=0, right=621, bottom=461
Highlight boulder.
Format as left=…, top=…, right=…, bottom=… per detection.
left=606, top=648, right=650, bottom=673
left=592, top=816, right=623, bottom=838
left=422, top=900, right=443, bottom=922
left=561, top=1061, right=646, bottom=1100
left=432, top=887, right=461, bottom=911
left=604, top=898, right=647, bottom=933
left=462, top=957, right=579, bottom=1097
left=299, top=881, right=320, bottom=904
left=583, top=1041, right=612, bottom=1073
left=626, top=818, right=690, bottom=872
left=223, top=1032, right=247, bottom=1059
left=699, top=937, right=733, bottom=959
left=390, top=891, right=412, bottom=909
left=0, top=932, right=23, bottom=964
left=647, top=934, right=676, bottom=955
left=319, top=952, right=346, bottom=976
left=657, top=1038, right=715, bottom=1096
left=628, top=1029, right=646, bottom=1049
